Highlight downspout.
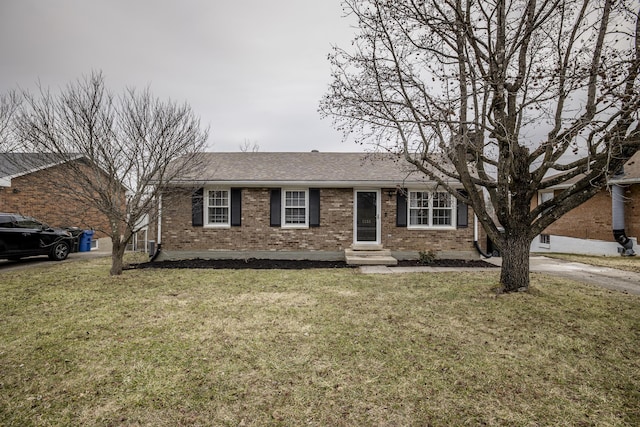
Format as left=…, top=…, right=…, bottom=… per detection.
left=150, top=194, right=162, bottom=261
left=612, top=184, right=636, bottom=256
left=474, top=214, right=493, bottom=258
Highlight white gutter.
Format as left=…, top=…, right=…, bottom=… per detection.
left=162, top=180, right=462, bottom=189
left=609, top=177, right=640, bottom=185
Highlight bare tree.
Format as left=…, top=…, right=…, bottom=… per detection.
left=239, top=139, right=260, bottom=152
left=0, top=91, right=20, bottom=152
left=15, top=71, right=209, bottom=275
left=321, top=0, right=640, bottom=292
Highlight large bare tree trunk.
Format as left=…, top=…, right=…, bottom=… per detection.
left=110, top=237, right=127, bottom=276
left=499, top=234, right=531, bottom=293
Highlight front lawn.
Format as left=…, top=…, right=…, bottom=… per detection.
left=1, top=258, right=638, bottom=426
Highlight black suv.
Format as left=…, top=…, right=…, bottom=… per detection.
left=0, top=213, right=74, bottom=261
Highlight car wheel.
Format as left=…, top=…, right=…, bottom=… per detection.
left=49, top=241, right=70, bottom=261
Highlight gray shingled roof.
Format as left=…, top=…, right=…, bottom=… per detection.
left=0, top=153, right=80, bottom=179
left=609, top=151, right=640, bottom=184
left=170, top=152, right=454, bottom=187
left=544, top=151, right=640, bottom=188
left=0, top=153, right=86, bottom=188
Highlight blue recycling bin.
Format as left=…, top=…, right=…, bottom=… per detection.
left=79, top=230, right=95, bottom=252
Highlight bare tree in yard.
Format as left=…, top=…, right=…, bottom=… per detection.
left=321, top=0, right=640, bottom=292
left=0, top=91, right=20, bottom=151
left=15, top=72, right=208, bottom=275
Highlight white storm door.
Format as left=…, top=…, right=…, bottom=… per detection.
left=354, top=190, right=381, bottom=245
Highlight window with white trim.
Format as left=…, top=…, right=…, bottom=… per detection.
left=205, top=189, right=230, bottom=227
left=538, top=191, right=553, bottom=245
left=283, top=189, right=308, bottom=227
left=539, top=191, right=554, bottom=215
left=408, top=191, right=455, bottom=228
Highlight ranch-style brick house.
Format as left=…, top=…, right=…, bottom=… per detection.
left=155, top=152, right=485, bottom=264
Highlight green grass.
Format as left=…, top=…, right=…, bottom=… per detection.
left=544, top=253, right=640, bottom=273
left=1, top=258, right=639, bottom=426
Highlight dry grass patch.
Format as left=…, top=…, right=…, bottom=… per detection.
left=1, top=258, right=639, bottom=426
left=545, top=253, right=640, bottom=273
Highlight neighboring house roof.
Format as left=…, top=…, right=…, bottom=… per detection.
left=0, top=153, right=83, bottom=187
left=168, top=152, right=458, bottom=188
left=609, top=151, right=640, bottom=185
left=542, top=151, right=640, bottom=190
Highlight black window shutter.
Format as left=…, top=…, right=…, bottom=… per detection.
left=231, top=188, right=242, bottom=226
left=456, top=189, right=469, bottom=228
left=270, top=189, right=281, bottom=227
left=309, top=188, right=320, bottom=227
left=192, top=188, right=204, bottom=227
left=396, top=190, right=407, bottom=227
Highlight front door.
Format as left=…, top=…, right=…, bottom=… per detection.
left=354, top=190, right=380, bottom=245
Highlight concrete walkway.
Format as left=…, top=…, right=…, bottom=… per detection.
left=360, top=256, right=640, bottom=296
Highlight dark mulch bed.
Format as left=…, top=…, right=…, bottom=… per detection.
left=128, top=258, right=497, bottom=270
left=396, top=259, right=497, bottom=268
left=129, top=258, right=351, bottom=270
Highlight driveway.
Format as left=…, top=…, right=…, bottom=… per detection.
left=511, top=256, right=640, bottom=295
left=361, top=256, right=640, bottom=296
left=0, top=250, right=110, bottom=273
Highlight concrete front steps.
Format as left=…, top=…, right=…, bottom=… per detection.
left=344, top=245, right=398, bottom=266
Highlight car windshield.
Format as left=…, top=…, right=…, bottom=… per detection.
left=15, top=218, right=47, bottom=229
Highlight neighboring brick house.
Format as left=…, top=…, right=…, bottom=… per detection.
left=0, top=153, right=114, bottom=249
left=156, top=152, right=485, bottom=264
left=531, top=152, right=639, bottom=256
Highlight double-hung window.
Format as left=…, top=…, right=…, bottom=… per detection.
left=408, top=191, right=454, bottom=228
left=409, top=191, right=430, bottom=226
left=537, top=191, right=554, bottom=247
left=539, top=191, right=554, bottom=215
left=283, top=189, right=308, bottom=227
left=205, top=189, right=230, bottom=227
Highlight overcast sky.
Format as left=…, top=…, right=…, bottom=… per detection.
left=0, top=0, right=361, bottom=152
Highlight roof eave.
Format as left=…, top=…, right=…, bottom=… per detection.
left=543, top=177, right=640, bottom=190
left=163, top=179, right=457, bottom=188
left=609, top=177, right=640, bottom=185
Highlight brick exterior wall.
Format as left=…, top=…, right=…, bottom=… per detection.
left=0, top=162, right=112, bottom=237
left=160, top=187, right=478, bottom=255
left=541, top=184, right=639, bottom=241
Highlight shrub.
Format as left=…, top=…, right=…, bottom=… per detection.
left=418, top=249, right=437, bottom=265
